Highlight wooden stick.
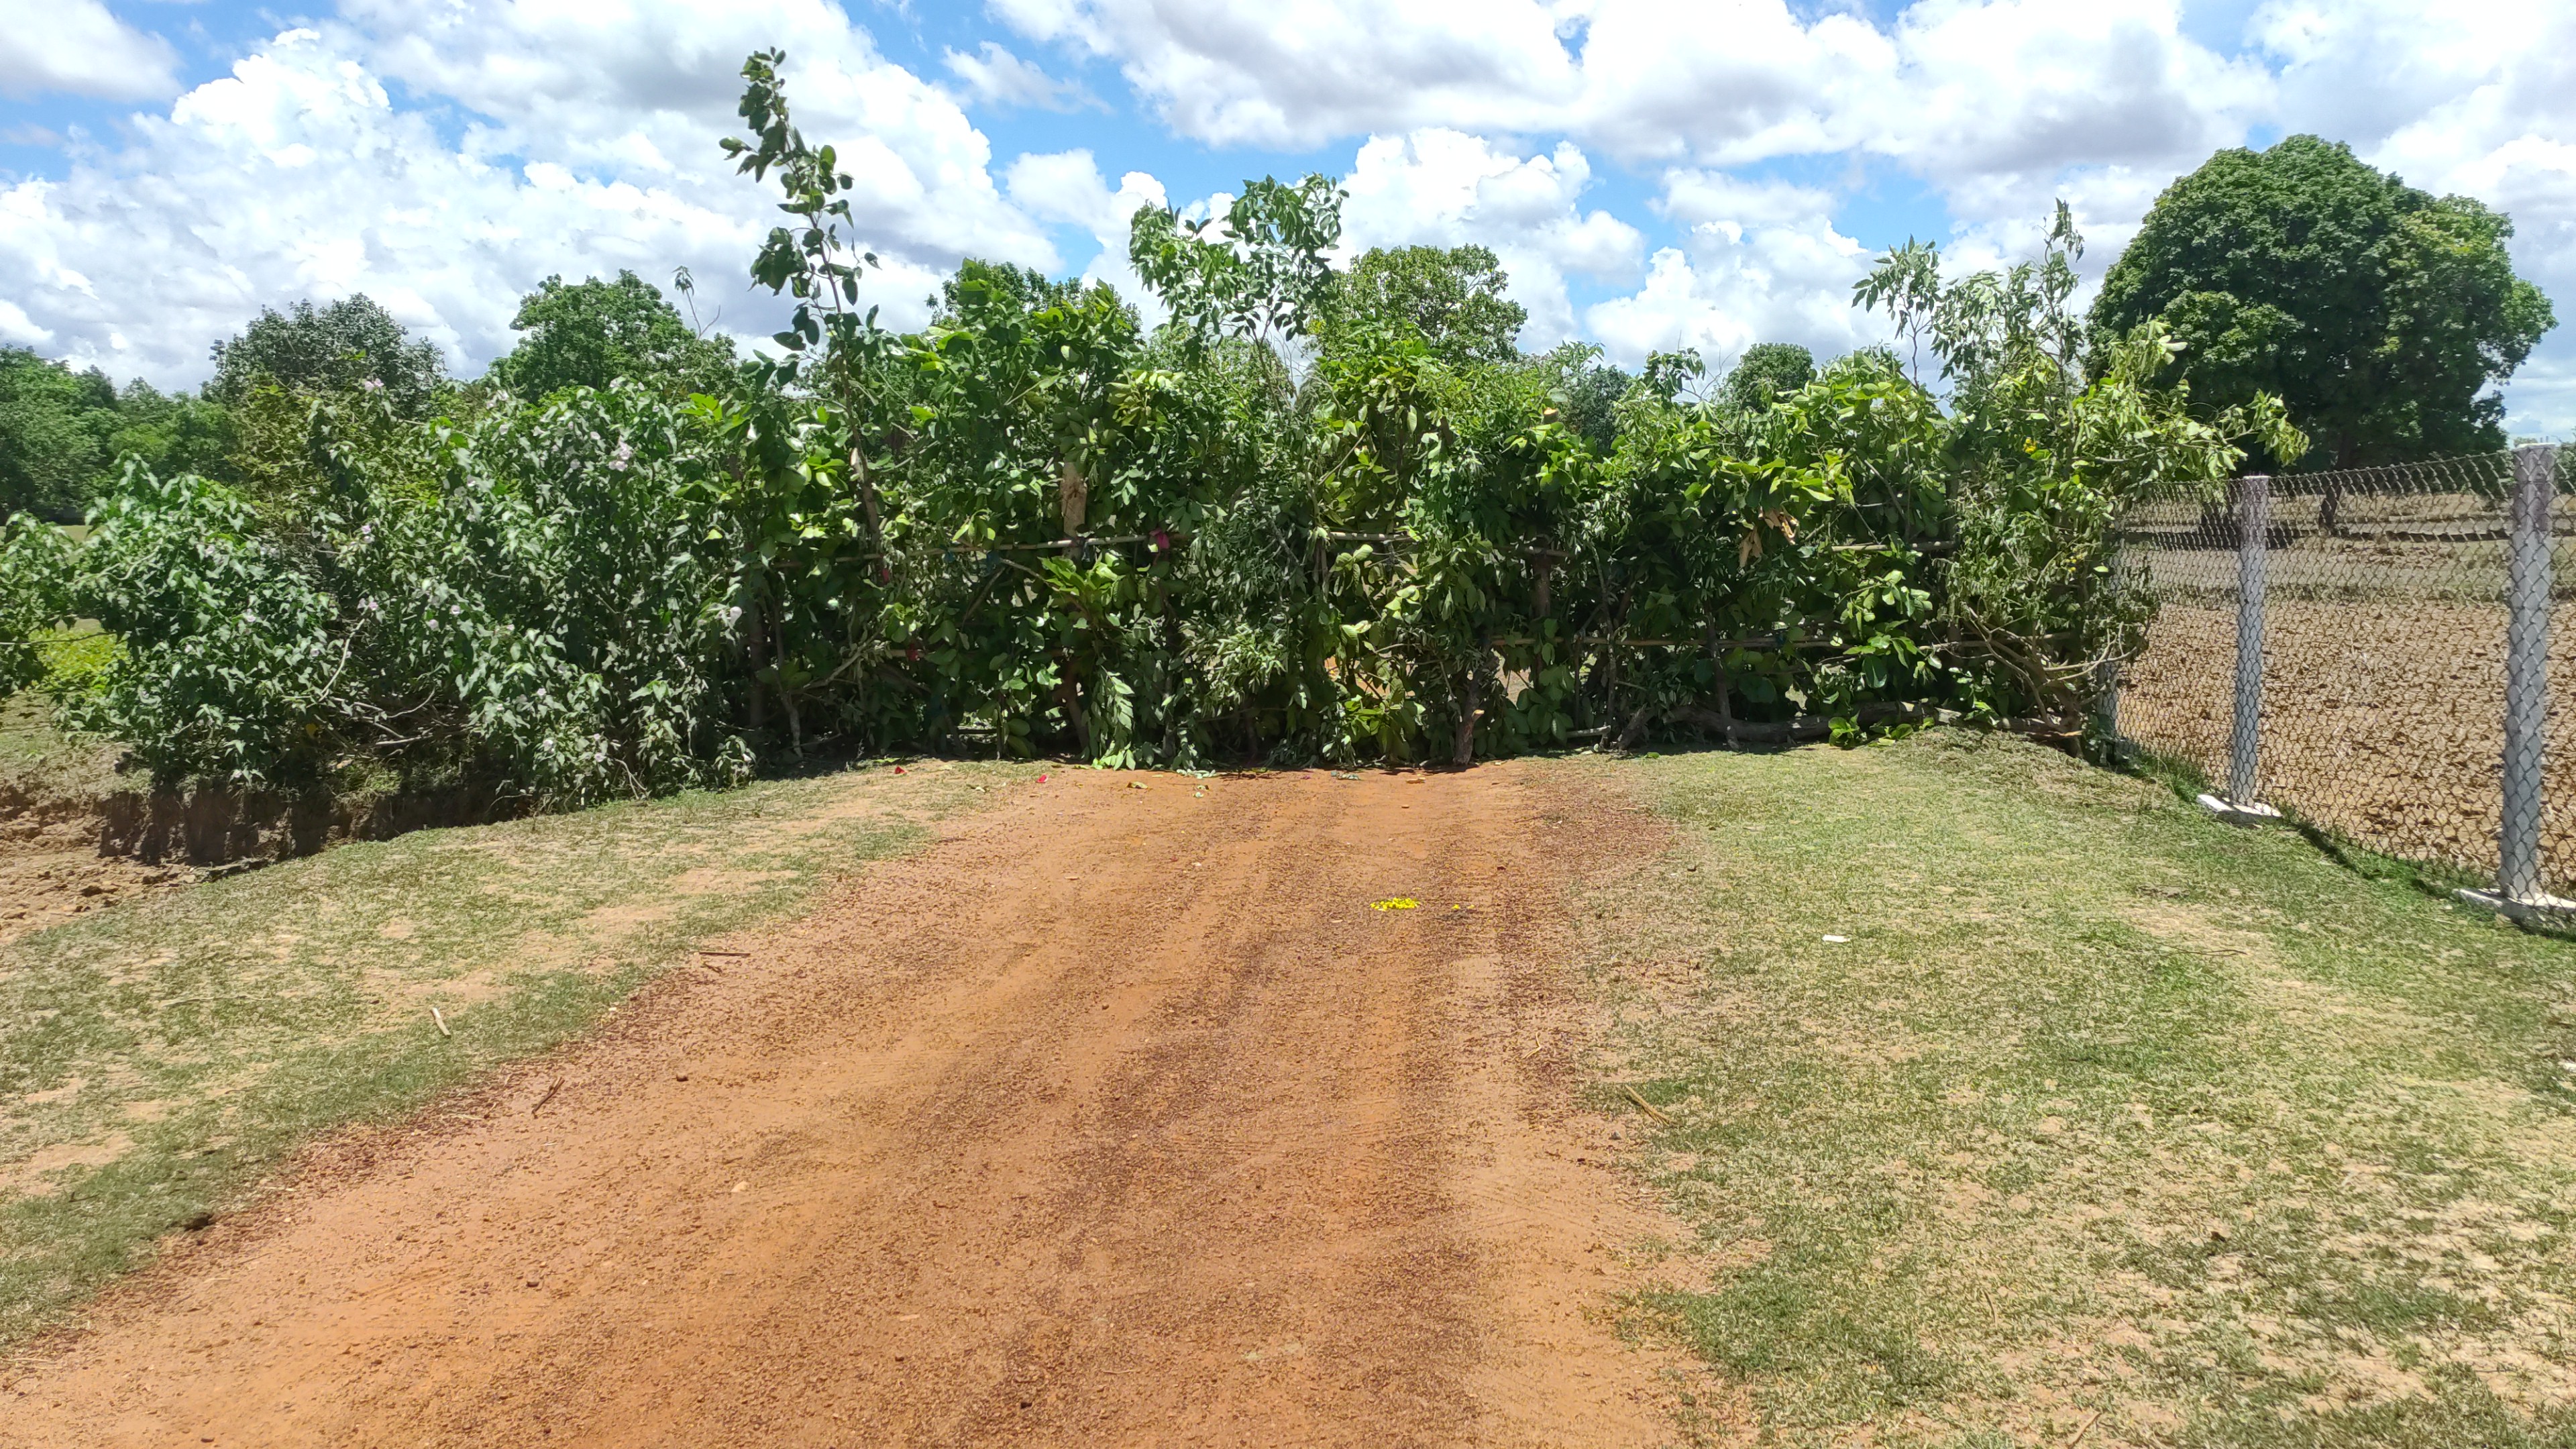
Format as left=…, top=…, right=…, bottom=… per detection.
left=430, top=1006, right=450, bottom=1038
left=2067, top=1409, right=2103, bottom=1447
left=695, top=950, right=752, bottom=957
left=530, top=1077, right=562, bottom=1116
left=1621, top=1085, right=1674, bottom=1124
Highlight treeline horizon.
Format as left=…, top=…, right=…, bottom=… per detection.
left=0, top=56, right=2547, bottom=797
left=3, top=127, right=2555, bottom=525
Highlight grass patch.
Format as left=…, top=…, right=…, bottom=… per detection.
left=0, top=759, right=1026, bottom=1348
left=0, top=689, right=118, bottom=806
left=1566, top=731, right=2576, bottom=1446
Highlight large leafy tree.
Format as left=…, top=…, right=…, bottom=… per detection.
left=1317, top=244, right=1527, bottom=367
left=0, top=350, right=231, bottom=519
left=1127, top=175, right=1343, bottom=352
left=487, top=270, right=736, bottom=398
left=2090, top=135, right=2555, bottom=468
left=0, top=350, right=115, bottom=519
left=1718, top=343, right=1816, bottom=413
left=209, top=295, right=447, bottom=417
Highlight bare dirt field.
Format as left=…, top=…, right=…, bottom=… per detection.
left=0, top=767, right=1691, bottom=1447
left=2118, top=598, right=2576, bottom=886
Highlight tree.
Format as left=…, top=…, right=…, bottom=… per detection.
left=0, top=350, right=113, bottom=519
left=2090, top=135, right=2555, bottom=468
left=0, top=351, right=232, bottom=520
left=209, top=295, right=447, bottom=417
left=1319, top=245, right=1527, bottom=367
left=1128, top=175, right=1344, bottom=353
left=1542, top=342, right=1626, bottom=453
left=487, top=270, right=736, bottom=399
left=1719, top=343, right=1815, bottom=412
left=105, top=379, right=232, bottom=484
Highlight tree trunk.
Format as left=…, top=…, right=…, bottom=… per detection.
left=1056, top=676, right=1091, bottom=759
left=1453, top=674, right=1481, bottom=766
left=744, top=592, right=768, bottom=733
left=1059, top=457, right=1088, bottom=539
left=849, top=444, right=883, bottom=546
left=1453, top=629, right=1493, bottom=766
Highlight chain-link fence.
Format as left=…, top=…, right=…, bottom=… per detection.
left=2108, top=445, right=2574, bottom=909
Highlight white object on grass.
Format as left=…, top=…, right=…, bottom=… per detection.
left=2196, top=792, right=2279, bottom=826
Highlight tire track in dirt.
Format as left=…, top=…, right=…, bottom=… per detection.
left=0, top=765, right=1683, bottom=1447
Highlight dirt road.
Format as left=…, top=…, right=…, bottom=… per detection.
left=1, top=766, right=1684, bottom=1446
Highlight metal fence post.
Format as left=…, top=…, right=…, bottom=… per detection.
left=2500, top=444, right=2555, bottom=902
left=2229, top=474, right=2270, bottom=808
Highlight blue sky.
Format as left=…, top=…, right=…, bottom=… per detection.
left=5, top=0, right=2574, bottom=434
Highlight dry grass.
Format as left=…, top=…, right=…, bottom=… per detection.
left=1564, top=732, right=2576, bottom=1447
left=0, top=759, right=1027, bottom=1348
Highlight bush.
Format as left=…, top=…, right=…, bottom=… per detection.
left=0, top=54, right=2306, bottom=801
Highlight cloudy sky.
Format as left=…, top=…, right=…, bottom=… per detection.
left=3, top=0, right=2573, bottom=433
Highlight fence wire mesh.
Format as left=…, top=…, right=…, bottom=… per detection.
left=2111, top=446, right=2575, bottom=896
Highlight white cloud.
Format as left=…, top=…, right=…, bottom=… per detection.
left=1874, top=0, right=2267, bottom=188
left=1587, top=178, right=1876, bottom=371
left=1005, top=150, right=1165, bottom=240
left=998, top=0, right=2259, bottom=189
left=2249, top=0, right=2576, bottom=434
left=7, top=0, right=2573, bottom=437
left=943, top=41, right=1093, bottom=112
left=1657, top=171, right=1837, bottom=232
left=1002, top=148, right=1168, bottom=305
left=342, top=0, right=1052, bottom=273
left=0, top=0, right=181, bottom=101
left=0, top=5, right=1063, bottom=386
left=1001, top=0, right=1580, bottom=150
left=1341, top=128, right=1641, bottom=345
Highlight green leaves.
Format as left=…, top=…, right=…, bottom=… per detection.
left=1128, top=175, right=1345, bottom=354
left=725, top=49, right=884, bottom=398
left=13, top=59, right=2324, bottom=787
left=2090, top=134, right=2553, bottom=468
left=488, top=272, right=735, bottom=401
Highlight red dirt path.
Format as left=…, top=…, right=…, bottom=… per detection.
left=0, top=765, right=1686, bottom=1446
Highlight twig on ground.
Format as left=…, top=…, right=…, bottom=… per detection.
left=2068, top=1408, right=2103, bottom=1447
left=430, top=1006, right=450, bottom=1038
left=696, top=950, right=751, bottom=957
left=530, top=1077, right=562, bottom=1116
left=1622, top=1085, right=1674, bottom=1124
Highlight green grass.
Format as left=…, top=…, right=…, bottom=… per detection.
left=0, top=759, right=1026, bottom=1348
left=0, top=692, right=117, bottom=806
left=1568, top=732, right=2576, bottom=1447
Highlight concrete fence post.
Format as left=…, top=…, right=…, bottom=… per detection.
left=2228, top=474, right=2270, bottom=809
left=2500, top=444, right=2556, bottom=902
